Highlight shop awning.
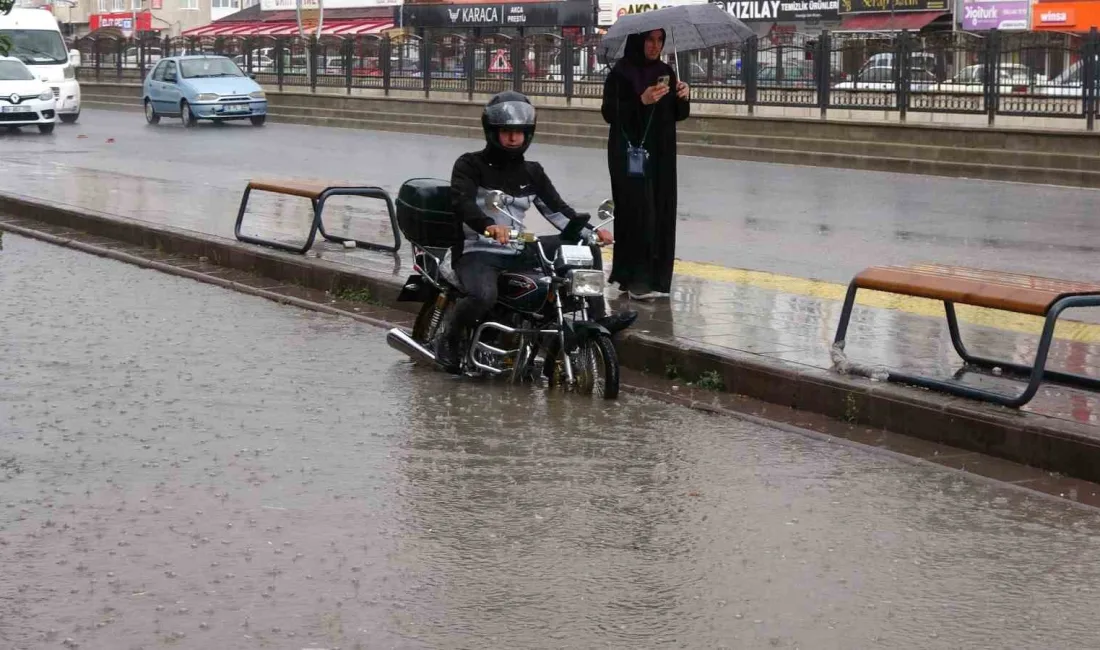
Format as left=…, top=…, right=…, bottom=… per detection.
left=182, top=19, right=394, bottom=38
left=834, top=11, right=948, bottom=32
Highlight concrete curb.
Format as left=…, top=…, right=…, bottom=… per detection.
left=3, top=191, right=1099, bottom=483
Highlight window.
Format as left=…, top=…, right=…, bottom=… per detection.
left=180, top=0, right=198, bottom=9
left=97, top=0, right=107, bottom=11
left=212, top=0, right=238, bottom=8
left=151, top=60, right=166, bottom=81
left=163, top=60, right=177, bottom=81
left=111, top=0, right=124, bottom=10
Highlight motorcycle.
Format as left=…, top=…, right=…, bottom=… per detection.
left=385, top=178, right=621, bottom=398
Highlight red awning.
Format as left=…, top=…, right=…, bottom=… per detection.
left=182, top=19, right=393, bottom=38
left=835, top=11, right=947, bottom=32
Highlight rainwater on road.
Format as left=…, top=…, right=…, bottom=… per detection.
left=1, top=109, right=1098, bottom=284
left=4, top=233, right=1100, bottom=650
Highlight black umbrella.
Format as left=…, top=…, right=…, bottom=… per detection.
left=598, top=4, right=755, bottom=67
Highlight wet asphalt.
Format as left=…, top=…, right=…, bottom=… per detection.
left=4, top=232, right=1100, bottom=649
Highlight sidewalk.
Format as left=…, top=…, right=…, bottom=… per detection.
left=0, top=164, right=1096, bottom=429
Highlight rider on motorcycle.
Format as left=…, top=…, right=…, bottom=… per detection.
left=436, top=90, right=638, bottom=373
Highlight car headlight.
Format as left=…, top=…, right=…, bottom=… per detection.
left=195, top=93, right=219, bottom=102
left=63, top=65, right=75, bottom=80
left=249, top=90, right=266, bottom=100
left=568, top=270, right=605, bottom=297
left=38, top=90, right=53, bottom=101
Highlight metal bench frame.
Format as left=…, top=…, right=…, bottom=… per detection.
left=235, top=181, right=402, bottom=255
left=834, top=273, right=1100, bottom=408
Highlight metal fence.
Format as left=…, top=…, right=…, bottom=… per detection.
left=75, top=28, right=1100, bottom=129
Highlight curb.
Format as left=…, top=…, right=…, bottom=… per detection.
left=2, top=191, right=1099, bottom=483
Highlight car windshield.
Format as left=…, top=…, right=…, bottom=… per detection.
left=0, top=29, right=68, bottom=65
left=0, top=59, right=35, bottom=80
left=179, top=58, right=244, bottom=78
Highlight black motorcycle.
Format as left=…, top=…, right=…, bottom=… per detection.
left=385, top=178, right=621, bottom=398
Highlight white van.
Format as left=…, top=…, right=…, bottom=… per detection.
left=0, top=8, right=81, bottom=123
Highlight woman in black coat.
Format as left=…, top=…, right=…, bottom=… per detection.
left=601, top=29, right=690, bottom=300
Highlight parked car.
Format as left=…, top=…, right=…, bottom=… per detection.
left=142, top=55, right=268, bottom=128
left=833, top=66, right=937, bottom=91
left=1037, top=56, right=1100, bottom=97
left=932, top=63, right=1048, bottom=95
left=0, top=56, right=58, bottom=134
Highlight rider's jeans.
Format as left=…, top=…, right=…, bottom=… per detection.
left=447, top=239, right=606, bottom=344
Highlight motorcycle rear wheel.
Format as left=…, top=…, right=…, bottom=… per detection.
left=574, top=335, right=619, bottom=399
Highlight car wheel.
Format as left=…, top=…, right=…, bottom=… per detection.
left=180, top=100, right=196, bottom=128
left=38, top=122, right=55, bottom=135
left=250, top=115, right=266, bottom=127
left=144, top=100, right=159, bottom=125
left=59, top=112, right=79, bottom=124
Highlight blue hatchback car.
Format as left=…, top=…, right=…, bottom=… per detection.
left=143, top=55, right=268, bottom=127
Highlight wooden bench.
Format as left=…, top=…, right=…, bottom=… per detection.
left=833, top=264, right=1100, bottom=408
left=234, top=178, right=401, bottom=255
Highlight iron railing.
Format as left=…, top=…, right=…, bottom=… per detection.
left=74, top=28, right=1100, bottom=130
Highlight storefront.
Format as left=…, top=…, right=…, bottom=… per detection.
left=398, top=0, right=593, bottom=36
left=835, top=0, right=953, bottom=34
left=1031, top=0, right=1100, bottom=31
left=89, top=11, right=160, bottom=36
left=959, top=0, right=1029, bottom=30
left=714, top=0, right=842, bottom=41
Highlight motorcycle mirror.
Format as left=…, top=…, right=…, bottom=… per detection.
left=597, top=198, right=615, bottom=222
left=484, top=190, right=524, bottom=227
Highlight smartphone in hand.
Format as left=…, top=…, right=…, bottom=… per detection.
left=657, top=74, right=670, bottom=87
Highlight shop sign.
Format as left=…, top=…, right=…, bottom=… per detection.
left=717, top=0, right=839, bottom=21
left=961, top=0, right=1029, bottom=30
left=839, top=0, right=947, bottom=13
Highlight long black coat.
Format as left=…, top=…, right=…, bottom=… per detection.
left=601, top=62, right=690, bottom=294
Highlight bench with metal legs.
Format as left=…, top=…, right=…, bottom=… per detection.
left=234, top=179, right=402, bottom=255
left=833, top=264, right=1100, bottom=408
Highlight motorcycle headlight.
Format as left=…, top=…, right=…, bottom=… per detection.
left=38, top=90, right=53, bottom=101
left=568, top=269, right=605, bottom=297
left=249, top=90, right=266, bottom=99
left=195, top=93, right=220, bottom=102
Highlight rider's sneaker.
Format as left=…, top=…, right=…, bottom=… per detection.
left=435, top=337, right=463, bottom=375
left=597, top=310, right=638, bottom=335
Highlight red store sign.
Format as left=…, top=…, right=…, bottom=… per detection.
left=89, top=11, right=155, bottom=31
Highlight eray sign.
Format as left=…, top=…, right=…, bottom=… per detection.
left=715, top=0, right=839, bottom=21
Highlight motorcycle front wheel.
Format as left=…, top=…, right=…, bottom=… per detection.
left=573, top=335, right=619, bottom=399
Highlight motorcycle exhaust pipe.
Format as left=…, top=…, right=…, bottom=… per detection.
left=386, top=328, right=437, bottom=365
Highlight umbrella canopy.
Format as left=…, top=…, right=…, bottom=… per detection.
left=598, top=4, right=754, bottom=65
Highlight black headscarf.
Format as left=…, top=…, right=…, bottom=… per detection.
left=613, top=29, right=668, bottom=97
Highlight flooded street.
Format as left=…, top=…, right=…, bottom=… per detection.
left=4, top=233, right=1100, bottom=649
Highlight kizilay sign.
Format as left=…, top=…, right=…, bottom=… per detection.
left=719, top=0, right=839, bottom=21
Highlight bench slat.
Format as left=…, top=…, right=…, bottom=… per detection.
left=248, top=179, right=334, bottom=200
left=854, top=265, right=1100, bottom=316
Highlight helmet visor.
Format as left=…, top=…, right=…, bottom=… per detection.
left=484, top=101, right=536, bottom=128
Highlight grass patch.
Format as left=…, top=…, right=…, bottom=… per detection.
left=689, top=370, right=726, bottom=392
left=333, top=286, right=381, bottom=305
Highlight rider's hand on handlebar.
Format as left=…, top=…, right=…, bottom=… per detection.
left=596, top=228, right=614, bottom=245
left=485, top=225, right=511, bottom=245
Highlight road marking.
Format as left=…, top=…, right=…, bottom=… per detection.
left=601, top=250, right=1100, bottom=344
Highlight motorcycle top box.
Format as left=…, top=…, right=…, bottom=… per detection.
left=395, top=178, right=464, bottom=251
